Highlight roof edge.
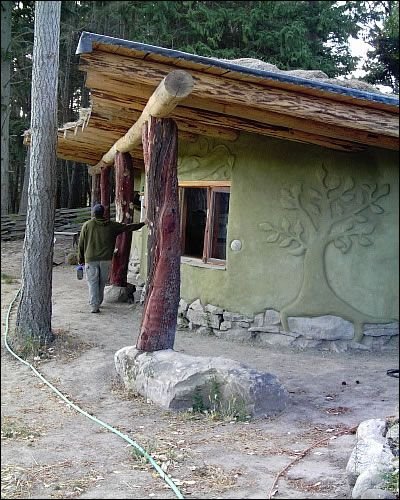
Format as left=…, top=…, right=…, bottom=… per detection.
left=77, top=31, right=399, bottom=108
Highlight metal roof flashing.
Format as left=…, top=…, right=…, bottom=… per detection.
left=76, top=31, right=399, bottom=108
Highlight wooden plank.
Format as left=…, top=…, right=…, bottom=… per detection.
left=79, top=52, right=398, bottom=138
left=90, top=92, right=367, bottom=152
left=89, top=105, right=239, bottom=143
left=91, top=42, right=398, bottom=114
left=84, top=69, right=398, bottom=151
left=179, top=180, right=231, bottom=187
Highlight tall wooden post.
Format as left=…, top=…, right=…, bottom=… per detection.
left=109, top=152, right=135, bottom=286
left=136, top=117, right=180, bottom=352
left=91, top=173, right=100, bottom=207
left=100, top=165, right=112, bottom=220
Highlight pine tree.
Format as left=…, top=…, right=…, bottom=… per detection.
left=363, top=0, right=399, bottom=92
left=1, top=0, right=12, bottom=215
left=16, top=0, right=61, bottom=344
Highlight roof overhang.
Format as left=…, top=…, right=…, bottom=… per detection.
left=56, top=31, right=399, bottom=167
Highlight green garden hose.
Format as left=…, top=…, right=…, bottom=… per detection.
left=3, top=289, right=184, bottom=499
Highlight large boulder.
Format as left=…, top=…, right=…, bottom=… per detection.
left=346, top=419, right=396, bottom=498
left=115, top=347, right=288, bottom=417
left=103, top=283, right=135, bottom=303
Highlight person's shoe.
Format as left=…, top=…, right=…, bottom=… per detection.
left=91, top=308, right=100, bottom=313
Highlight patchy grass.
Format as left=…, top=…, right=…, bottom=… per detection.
left=1, top=273, right=16, bottom=284
left=287, top=478, right=335, bottom=494
left=1, top=416, right=43, bottom=441
left=129, top=439, right=158, bottom=469
left=48, top=328, right=95, bottom=362
left=190, top=463, right=241, bottom=491
left=109, top=376, right=143, bottom=401
left=383, top=461, right=399, bottom=497
left=1, top=461, right=103, bottom=499
left=7, top=327, right=95, bottom=364
left=191, top=377, right=250, bottom=422
left=7, top=332, right=44, bottom=360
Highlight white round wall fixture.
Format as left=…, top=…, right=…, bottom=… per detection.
left=230, top=239, right=242, bottom=251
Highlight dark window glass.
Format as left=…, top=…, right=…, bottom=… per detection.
left=180, top=186, right=230, bottom=263
left=209, top=190, right=230, bottom=260
left=183, top=188, right=207, bottom=258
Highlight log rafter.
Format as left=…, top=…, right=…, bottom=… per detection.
left=88, top=92, right=367, bottom=153
left=88, top=69, right=194, bottom=174
left=78, top=68, right=398, bottom=155
left=53, top=45, right=398, bottom=167
left=79, top=51, right=398, bottom=139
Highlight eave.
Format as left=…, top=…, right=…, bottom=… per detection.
left=57, top=31, right=399, bottom=167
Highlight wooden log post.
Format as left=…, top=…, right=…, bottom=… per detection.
left=91, top=173, right=100, bottom=207
left=109, top=152, right=135, bottom=287
left=100, top=164, right=112, bottom=220
left=136, top=116, right=180, bottom=352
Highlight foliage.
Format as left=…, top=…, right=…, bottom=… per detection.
left=1, top=273, right=16, bottom=284
left=6, top=1, right=396, bottom=213
left=192, top=378, right=250, bottom=422
left=363, top=1, right=399, bottom=92
left=70, top=1, right=368, bottom=77
left=382, top=462, right=399, bottom=496
left=9, top=330, right=44, bottom=360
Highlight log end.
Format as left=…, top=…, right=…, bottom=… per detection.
left=164, top=70, right=194, bottom=98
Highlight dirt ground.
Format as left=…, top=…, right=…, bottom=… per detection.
left=1, top=238, right=399, bottom=500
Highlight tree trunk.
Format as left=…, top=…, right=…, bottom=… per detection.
left=19, top=147, right=31, bottom=214
left=91, top=172, right=101, bottom=207
left=67, top=162, right=83, bottom=209
left=109, top=152, right=134, bottom=286
left=136, top=117, right=180, bottom=352
left=59, top=159, right=70, bottom=207
left=1, top=0, right=12, bottom=215
left=100, top=164, right=112, bottom=220
left=16, top=1, right=61, bottom=343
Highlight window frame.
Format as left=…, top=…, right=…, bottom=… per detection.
left=179, top=181, right=231, bottom=266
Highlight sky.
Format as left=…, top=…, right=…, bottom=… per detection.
left=348, top=36, right=372, bottom=78
left=347, top=35, right=394, bottom=94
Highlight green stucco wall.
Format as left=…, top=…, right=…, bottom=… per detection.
left=176, top=134, right=399, bottom=325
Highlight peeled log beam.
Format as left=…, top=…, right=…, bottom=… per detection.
left=109, top=152, right=135, bottom=287
left=81, top=52, right=398, bottom=140
left=85, top=71, right=398, bottom=151
left=89, top=70, right=193, bottom=175
left=136, top=117, right=180, bottom=352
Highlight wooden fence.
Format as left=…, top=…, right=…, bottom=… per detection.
left=1, top=205, right=116, bottom=241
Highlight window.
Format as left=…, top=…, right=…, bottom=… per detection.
left=179, top=183, right=230, bottom=265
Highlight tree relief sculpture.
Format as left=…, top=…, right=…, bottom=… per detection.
left=178, top=137, right=234, bottom=180
left=259, top=164, right=394, bottom=342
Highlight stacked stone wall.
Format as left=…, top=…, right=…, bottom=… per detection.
left=178, top=299, right=399, bottom=352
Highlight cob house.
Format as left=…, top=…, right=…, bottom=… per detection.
left=56, top=32, right=399, bottom=353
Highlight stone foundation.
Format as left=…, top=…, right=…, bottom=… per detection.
left=178, top=299, right=399, bottom=352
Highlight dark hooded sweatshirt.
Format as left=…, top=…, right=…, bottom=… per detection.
left=78, top=217, right=144, bottom=263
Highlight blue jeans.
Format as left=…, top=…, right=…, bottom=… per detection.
left=85, top=261, right=111, bottom=311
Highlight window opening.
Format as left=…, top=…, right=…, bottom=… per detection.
left=180, top=185, right=230, bottom=264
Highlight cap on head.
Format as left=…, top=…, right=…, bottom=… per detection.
left=92, top=204, right=105, bottom=218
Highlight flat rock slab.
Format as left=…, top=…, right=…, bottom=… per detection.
left=114, top=347, right=288, bottom=417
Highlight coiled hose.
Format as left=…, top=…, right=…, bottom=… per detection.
left=3, top=289, right=184, bottom=499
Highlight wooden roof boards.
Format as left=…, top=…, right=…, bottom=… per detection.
left=57, top=31, right=399, bottom=167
